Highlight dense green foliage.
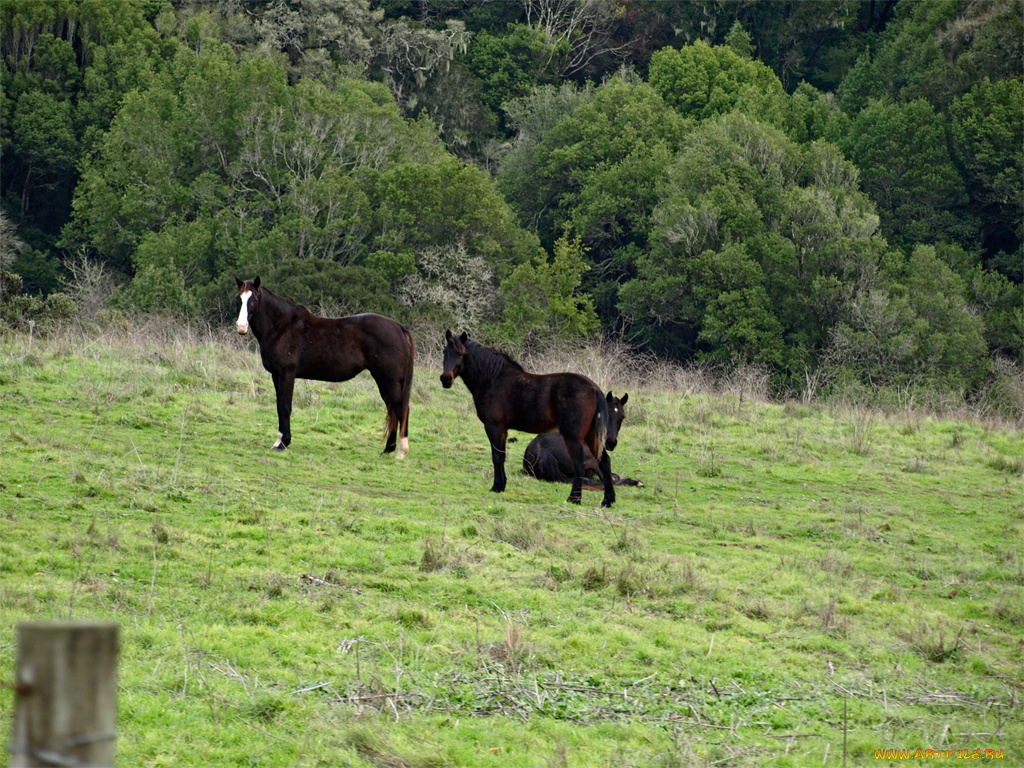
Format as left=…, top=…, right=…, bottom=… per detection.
left=2, top=0, right=1021, bottom=401
left=2, top=325, right=1022, bottom=766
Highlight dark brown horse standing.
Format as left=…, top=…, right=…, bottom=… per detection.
left=235, top=277, right=414, bottom=457
left=523, top=393, right=642, bottom=489
left=440, top=330, right=617, bottom=507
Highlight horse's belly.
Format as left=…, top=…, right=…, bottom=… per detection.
left=298, top=361, right=362, bottom=383
left=505, top=411, right=556, bottom=434
left=294, top=346, right=365, bottom=382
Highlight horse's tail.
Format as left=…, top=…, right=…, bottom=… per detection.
left=379, top=322, right=414, bottom=458
left=592, top=387, right=609, bottom=459
left=399, top=324, right=414, bottom=440
left=391, top=323, right=414, bottom=457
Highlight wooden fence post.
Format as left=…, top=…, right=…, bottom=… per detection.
left=10, top=621, right=119, bottom=768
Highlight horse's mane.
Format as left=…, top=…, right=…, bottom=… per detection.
left=465, top=339, right=526, bottom=381
left=259, top=286, right=314, bottom=317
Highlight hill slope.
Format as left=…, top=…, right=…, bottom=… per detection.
left=1, top=324, right=1021, bottom=767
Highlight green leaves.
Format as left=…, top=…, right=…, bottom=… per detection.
left=649, top=39, right=784, bottom=122
left=841, top=98, right=970, bottom=246
left=499, top=75, right=688, bottom=248
left=464, top=23, right=565, bottom=128
left=694, top=245, right=786, bottom=366
left=66, top=43, right=533, bottom=318
left=497, top=231, right=599, bottom=347
left=950, top=78, right=1024, bottom=274
left=904, top=245, right=989, bottom=388
left=3, top=2, right=1019, bottom=392
left=11, top=89, right=76, bottom=171
left=825, top=245, right=991, bottom=390
left=619, top=111, right=877, bottom=371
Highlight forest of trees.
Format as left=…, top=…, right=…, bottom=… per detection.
left=1, top=0, right=1021, bottom=404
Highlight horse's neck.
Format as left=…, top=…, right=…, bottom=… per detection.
left=463, top=346, right=521, bottom=392
left=253, top=292, right=296, bottom=340
left=460, top=346, right=489, bottom=392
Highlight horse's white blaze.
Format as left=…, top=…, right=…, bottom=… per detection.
left=236, top=290, right=252, bottom=334
left=272, top=432, right=284, bottom=449
left=396, top=437, right=409, bottom=459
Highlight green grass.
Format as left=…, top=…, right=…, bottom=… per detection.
left=2, top=324, right=1022, bottom=767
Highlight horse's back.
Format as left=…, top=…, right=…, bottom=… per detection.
left=524, top=432, right=598, bottom=481
left=551, top=371, right=602, bottom=401
left=523, top=432, right=574, bottom=482
left=291, top=312, right=411, bottom=382
left=325, top=312, right=408, bottom=342
left=522, top=431, right=641, bottom=488
left=524, top=432, right=615, bottom=486
left=490, top=370, right=602, bottom=436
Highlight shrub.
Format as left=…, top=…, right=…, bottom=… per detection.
left=43, top=292, right=76, bottom=321
left=59, top=252, right=121, bottom=320
left=96, top=309, right=131, bottom=335
left=975, top=357, right=1024, bottom=426
left=0, top=270, right=78, bottom=329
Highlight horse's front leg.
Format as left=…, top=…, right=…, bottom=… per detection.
left=484, top=423, right=508, bottom=493
left=596, top=448, right=616, bottom=508
left=565, top=439, right=587, bottom=504
left=271, top=371, right=295, bottom=450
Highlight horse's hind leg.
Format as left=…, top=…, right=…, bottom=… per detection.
left=596, top=448, right=615, bottom=508
left=380, top=401, right=398, bottom=456
left=391, top=368, right=412, bottom=459
left=271, top=371, right=295, bottom=450
left=583, top=430, right=614, bottom=507
left=372, top=372, right=403, bottom=457
left=565, top=439, right=587, bottom=504
left=382, top=421, right=398, bottom=455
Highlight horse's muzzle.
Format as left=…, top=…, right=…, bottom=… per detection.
left=440, top=373, right=453, bottom=388
left=236, top=324, right=248, bottom=335
left=606, top=438, right=617, bottom=451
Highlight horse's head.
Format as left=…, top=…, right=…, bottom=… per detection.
left=234, top=276, right=261, bottom=335
left=605, top=391, right=629, bottom=451
left=440, top=329, right=469, bottom=388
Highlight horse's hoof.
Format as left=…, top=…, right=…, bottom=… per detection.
left=601, top=499, right=614, bottom=508
left=272, top=444, right=287, bottom=452
left=567, top=497, right=582, bottom=505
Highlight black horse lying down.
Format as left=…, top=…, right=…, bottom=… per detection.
left=523, top=393, right=642, bottom=489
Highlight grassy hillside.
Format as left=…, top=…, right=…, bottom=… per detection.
left=1, top=322, right=1022, bottom=767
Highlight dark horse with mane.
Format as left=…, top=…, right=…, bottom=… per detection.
left=440, top=330, right=617, bottom=507
left=235, top=277, right=414, bottom=457
left=523, top=393, right=642, bottom=490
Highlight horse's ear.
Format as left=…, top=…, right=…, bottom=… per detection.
left=459, top=332, right=468, bottom=344
left=235, top=276, right=243, bottom=288
left=445, top=329, right=453, bottom=342
left=620, top=393, right=628, bottom=405
left=606, top=391, right=614, bottom=401
left=253, top=276, right=261, bottom=289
